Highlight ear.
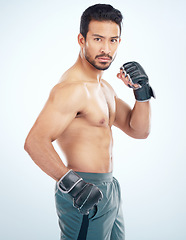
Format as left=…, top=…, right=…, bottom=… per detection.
left=78, top=33, right=85, bottom=47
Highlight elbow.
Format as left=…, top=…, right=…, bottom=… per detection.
left=24, top=135, right=32, bottom=154
left=24, top=133, right=37, bottom=154
left=129, top=122, right=151, bottom=139
left=141, top=132, right=150, bottom=139
left=139, top=129, right=150, bottom=139
left=24, top=132, right=50, bottom=153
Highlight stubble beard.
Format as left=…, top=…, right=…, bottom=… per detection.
left=84, top=48, right=115, bottom=71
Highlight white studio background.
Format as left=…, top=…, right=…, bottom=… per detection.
left=0, top=0, right=185, bottom=239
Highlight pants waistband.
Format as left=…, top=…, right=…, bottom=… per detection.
left=75, top=171, right=113, bottom=184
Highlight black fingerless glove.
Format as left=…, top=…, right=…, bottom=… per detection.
left=121, top=61, right=155, bottom=102
left=57, top=170, right=103, bottom=215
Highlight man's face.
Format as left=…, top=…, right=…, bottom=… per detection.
left=83, top=20, right=121, bottom=71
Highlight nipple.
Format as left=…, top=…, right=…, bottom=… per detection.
left=99, top=118, right=105, bottom=124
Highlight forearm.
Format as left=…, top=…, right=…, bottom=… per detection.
left=129, top=101, right=151, bottom=138
left=24, top=136, right=69, bottom=181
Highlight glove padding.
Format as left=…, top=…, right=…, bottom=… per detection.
left=121, top=61, right=155, bottom=101
left=57, top=170, right=103, bottom=215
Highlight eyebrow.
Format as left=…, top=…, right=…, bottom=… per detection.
left=92, top=34, right=120, bottom=39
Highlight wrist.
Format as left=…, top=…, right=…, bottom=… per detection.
left=57, top=170, right=83, bottom=194
left=56, top=167, right=71, bottom=182
left=133, top=83, right=155, bottom=102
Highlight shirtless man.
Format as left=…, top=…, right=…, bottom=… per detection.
left=24, top=4, right=154, bottom=240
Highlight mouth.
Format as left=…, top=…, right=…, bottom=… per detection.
left=96, top=54, right=112, bottom=63
left=97, top=57, right=111, bottom=63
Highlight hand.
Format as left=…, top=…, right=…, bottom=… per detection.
left=117, top=61, right=155, bottom=101
left=57, top=170, right=103, bottom=215
left=73, top=182, right=102, bottom=215
left=117, top=66, right=141, bottom=89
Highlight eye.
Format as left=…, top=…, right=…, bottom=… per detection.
left=94, top=38, right=101, bottom=42
left=111, top=38, right=118, bottom=43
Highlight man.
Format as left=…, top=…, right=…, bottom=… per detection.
left=24, top=4, right=154, bottom=240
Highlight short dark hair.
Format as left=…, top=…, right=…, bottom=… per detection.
left=80, top=4, right=123, bottom=39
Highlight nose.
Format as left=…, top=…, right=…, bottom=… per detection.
left=100, top=42, right=111, bottom=54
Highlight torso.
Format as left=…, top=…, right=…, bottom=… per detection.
left=56, top=68, right=116, bottom=173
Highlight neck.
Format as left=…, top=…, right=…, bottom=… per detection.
left=75, top=52, right=104, bottom=83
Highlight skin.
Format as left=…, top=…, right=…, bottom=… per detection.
left=24, top=20, right=151, bottom=181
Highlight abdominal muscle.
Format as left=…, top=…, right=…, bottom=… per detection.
left=56, top=119, right=113, bottom=173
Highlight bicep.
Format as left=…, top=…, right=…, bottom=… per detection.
left=32, top=103, right=76, bottom=141
left=28, top=85, right=84, bottom=141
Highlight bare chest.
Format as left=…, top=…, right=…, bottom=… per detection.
left=76, top=84, right=116, bottom=127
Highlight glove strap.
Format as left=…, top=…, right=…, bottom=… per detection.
left=57, top=170, right=83, bottom=193
left=134, top=83, right=155, bottom=102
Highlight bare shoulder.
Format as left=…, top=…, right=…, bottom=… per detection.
left=48, top=81, right=87, bottom=112
left=50, top=81, right=85, bottom=98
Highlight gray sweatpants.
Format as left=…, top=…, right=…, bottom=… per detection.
left=55, top=172, right=125, bottom=240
